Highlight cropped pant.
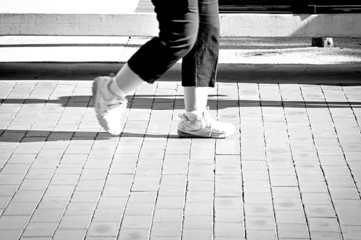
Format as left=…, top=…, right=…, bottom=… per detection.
left=127, top=0, right=220, bottom=87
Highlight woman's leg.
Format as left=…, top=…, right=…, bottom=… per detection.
left=93, top=0, right=200, bottom=135
left=182, top=0, right=220, bottom=114
left=184, top=86, right=208, bottom=112
left=121, top=0, right=199, bottom=84
left=107, top=0, right=200, bottom=98
left=177, top=0, right=236, bottom=138
left=182, top=0, right=220, bottom=88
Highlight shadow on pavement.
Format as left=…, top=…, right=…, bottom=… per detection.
left=1, top=96, right=360, bottom=109
left=1, top=62, right=361, bottom=85
left=0, top=129, right=175, bottom=142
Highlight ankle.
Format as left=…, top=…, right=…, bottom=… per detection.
left=107, top=78, right=127, bottom=99
left=185, top=110, right=203, bottom=121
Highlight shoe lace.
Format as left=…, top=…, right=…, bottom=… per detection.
left=179, top=107, right=215, bottom=129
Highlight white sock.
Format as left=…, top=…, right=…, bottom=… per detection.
left=107, top=78, right=127, bottom=99
left=185, top=110, right=203, bottom=121
left=183, top=86, right=209, bottom=113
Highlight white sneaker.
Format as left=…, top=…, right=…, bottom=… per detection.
left=177, top=108, right=236, bottom=138
left=92, top=76, right=127, bottom=135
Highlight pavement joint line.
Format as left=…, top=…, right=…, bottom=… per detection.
left=337, top=86, right=361, bottom=197
left=258, top=82, right=280, bottom=240
left=281, top=82, right=311, bottom=240
left=14, top=83, right=72, bottom=239
left=301, top=84, right=344, bottom=239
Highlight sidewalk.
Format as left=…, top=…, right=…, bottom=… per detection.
left=1, top=37, right=361, bottom=240
left=1, top=36, right=361, bottom=64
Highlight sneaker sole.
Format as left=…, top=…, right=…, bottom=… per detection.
left=177, top=129, right=226, bottom=139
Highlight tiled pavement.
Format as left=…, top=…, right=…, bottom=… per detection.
left=0, top=71, right=361, bottom=240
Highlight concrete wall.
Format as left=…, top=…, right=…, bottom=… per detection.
left=0, top=0, right=138, bottom=14
left=1, top=13, right=361, bottom=37
left=1, top=0, right=361, bottom=37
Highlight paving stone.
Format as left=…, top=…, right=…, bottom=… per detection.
left=153, top=208, right=183, bottom=223
left=156, top=196, right=185, bottom=209
left=53, top=229, right=87, bottom=240
left=215, top=197, right=243, bottom=209
left=37, top=196, right=69, bottom=210
left=342, top=225, right=361, bottom=240
left=244, top=204, right=274, bottom=217
left=132, top=178, right=160, bottom=192
left=124, top=203, right=155, bottom=217
left=2, top=164, right=31, bottom=174
left=272, top=187, right=300, bottom=199
left=326, top=175, right=357, bottom=188
left=299, top=181, right=329, bottom=193
left=247, top=230, right=277, bottom=240
left=76, top=180, right=105, bottom=191
left=50, top=174, right=80, bottom=186
left=183, top=215, right=213, bottom=230
left=184, top=203, right=213, bottom=216
left=87, top=222, right=119, bottom=237
left=310, top=231, right=343, bottom=240
left=242, top=170, right=269, bottom=182
left=97, top=197, right=128, bottom=210
left=214, top=222, right=244, bottom=238
left=11, top=190, right=44, bottom=203
left=270, top=175, right=299, bottom=187
left=186, top=191, right=213, bottom=203
left=0, top=173, right=26, bottom=186
left=244, top=181, right=271, bottom=193
left=158, top=185, right=186, bottom=197
left=70, top=191, right=101, bottom=203
left=244, top=192, right=272, bottom=205
left=42, top=185, right=75, bottom=197
left=151, top=222, right=182, bottom=237
left=277, top=223, right=309, bottom=239
left=245, top=216, right=276, bottom=231
left=64, top=202, right=96, bottom=216
left=182, top=229, right=213, bottom=240
left=86, top=237, right=117, bottom=240
left=102, top=185, right=131, bottom=197
left=30, top=208, right=64, bottom=223
left=3, top=202, right=37, bottom=216
left=308, top=217, right=341, bottom=232
left=117, top=229, right=149, bottom=240
left=305, top=204, right=336, bottom=218
left=128, top=191, right=158, bottom=204
left=301, top=193, right=332, bottom=205
left=121, top=216, right=152, bottom=229
left=275, top=211, right=307, bottom=224
left=0, top=196, right=11, bottom=209
left=215, top=175, right=243, bottom=197
left=22, top=222, right=58, bottom=237
left=58, top=215, right=92, bottom=229
left=216, top=139, right=240, bottom=155
left=92, top=209, right=124, bottom=223
left=215, top=208, right=243, bottom=223
left=333, top=200, right=361, bottom=225
left=0, top=216, right=30, bottom=229
left=0, top=229, right=23, bottom=240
